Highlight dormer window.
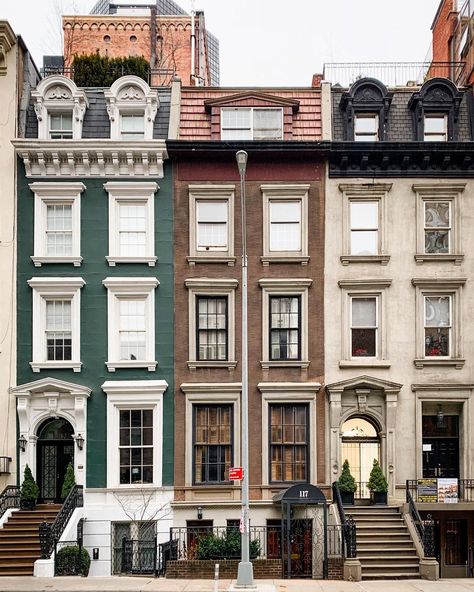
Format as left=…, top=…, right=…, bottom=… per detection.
left=221, top=108, right=283, bottom=140
left=340, top=78, right=392, bottom=142
left=32, top=75, right=88, bottom=140
left=354, top=113, right=379, bottom=141
left=105, top=75, right=158, bottom=141
left=409, top=78, right=463, bottom=141
left=121, top=113, right=145, bottom=140
left=423, top=114, right=447, bottom=141
left=49, top=113, right=73, bottom=140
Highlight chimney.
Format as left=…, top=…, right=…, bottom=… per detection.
left=312, top=73, right=323, bottom=88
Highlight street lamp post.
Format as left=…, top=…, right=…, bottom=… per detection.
left=235, top=150, right=254, bottom=588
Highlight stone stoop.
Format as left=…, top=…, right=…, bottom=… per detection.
left=0, top=504, right=61, bottom=576
left=347, top=505, right=421, bottom=580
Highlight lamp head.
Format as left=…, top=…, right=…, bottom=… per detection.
left=236, top=150, right=248, bottom=176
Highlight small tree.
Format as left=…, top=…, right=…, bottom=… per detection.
left=61, top=463, right=76, bottom=499
left=20, top=464, right=40, bottom=507
left=367, top=459, right=388, bottom=493
left=337, top=459, right=357, bottom=493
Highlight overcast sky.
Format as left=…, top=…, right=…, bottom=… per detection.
left=1, top=0, right=442, bottom=86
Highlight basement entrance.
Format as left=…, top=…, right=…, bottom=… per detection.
left=273, top=483, right=328, bottom=579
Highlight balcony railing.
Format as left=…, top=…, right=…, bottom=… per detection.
left=406, top=479, right=474, bottom=503
left=323, top=61, right=466, bottom=87
left=41, top=66, right=176, bottom=87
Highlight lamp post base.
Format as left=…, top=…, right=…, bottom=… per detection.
left=234, top=561, right=255, bottom=588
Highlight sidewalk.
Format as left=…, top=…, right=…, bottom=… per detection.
left=0, top=578, right=474, bottom=592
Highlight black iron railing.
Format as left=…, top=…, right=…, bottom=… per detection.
left=39, top=485, right=83, bottom=559
left=332, top=482, right=357, bottom=559
left=168, top=525, right=273, bottom=561
left=0, top=485, right=20, bottom=519
left=407, top=479, right=474, bottom=503
left=323, top=61, right=466, bottom=87
left=406, top=487, right=436, bottom=558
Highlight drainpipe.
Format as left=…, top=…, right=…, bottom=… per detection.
left=190, top=0, right=196, bottom=85
left=150, top=3, right=157, bottom=70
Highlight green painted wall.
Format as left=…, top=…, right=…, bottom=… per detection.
left=17, top=161, right=174, bottom=487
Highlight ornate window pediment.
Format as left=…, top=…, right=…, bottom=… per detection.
left=104, top=75, right=159, bottom=141
left=340, top=78, right=393, bottom=141
left=0, top=21, right=16, bottom=76
left=31, top=75, right=88, bottom=140
left=204, top=91, right=300, bottom=112
left=409, top=77, right=463, bottom=141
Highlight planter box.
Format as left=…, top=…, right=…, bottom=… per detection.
left=340, top=491, right=355, bottom=505
left=20, top=498, right=36, bottom=510
left=165, top=559, right=282, bottom=579
left=371, top=491, right=387, bottom=505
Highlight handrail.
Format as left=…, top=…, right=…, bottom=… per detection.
left=406, top=483, right=436, bottom=558
left=0, top=485, right=20, bottom=519
left=332, top=482, right=357, bottom=559
left=39, top=485, right=83, bottom=559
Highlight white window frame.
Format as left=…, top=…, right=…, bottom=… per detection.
left=103, top=380, right=167, bottom=489
left=339, top=183, right=392, bottom=265
left=413, top=184, right=465, bottom=264
left=28, top=277, right=85, bottom=373
left=31, top=75, right=88, bottom=140
left=259, top=278, right=311, bottom=369
left=180, top=382, right=241, bottom=487
left=104, top=181, right=157, bottom=266
left=424, top=113, right=447, bottom=141
left=103, top=277, right=159, bottom=371
left=338, top=279, right=391, bottom=368
left=188, top=185, right=235, bottom=265
left=258, top=382, right=320, bottom=486
left=412, top=277, right=466, bottom=369
left=30, top=182, right=84, bottom=267
left=185, top=278, right=238, bottom=369
left=354, top=113, right=379, bottom=141
left=221, top=107, right=283, bottom=140
left=104, top=75, right=158, bottom=141
left=261, top=184, right=309, bottom=265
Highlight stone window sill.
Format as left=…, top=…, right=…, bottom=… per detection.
left=340, top=255, right=390, bottom=266
left=31, top=361, right=82, bottom=373
left=187, top=256, right=236, bottom=266
left=260, top=360, right=310, bottom=369
left=31, top=256, right=83, bottom=267
left=106, top=256, right=157, bottom=267
left=414, top=358, right=465, bottom=369
left=414, top=253, right=464, bottom=265
left=339, top=360, right=391, bottom=369
left=187, top=360, right=238, bottom=370
left=106, top=360, right=157, bottom=371
left=261, top=256, right=310, bottom=266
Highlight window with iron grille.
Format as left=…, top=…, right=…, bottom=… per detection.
left=269, top=403, right=308, bottom=482
left=196, top=296, right=228, bottom=361
left=119, top=409, right=153, bottom=485
left=193, top=404, right=232, bottom=484
left=269, top=296, right=301, bottom=360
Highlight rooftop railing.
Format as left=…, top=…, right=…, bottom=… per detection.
left=323, top=61, right=466, bottom=88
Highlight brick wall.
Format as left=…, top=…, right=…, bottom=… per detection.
left=165, top=559, right=283, bottom=579
left=327, top=557, right=343, bottom=580
left=431, top=0, right=457, bottom=63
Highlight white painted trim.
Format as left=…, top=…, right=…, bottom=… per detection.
left=27, top=277, right=85, bottom=372
left=102, top=277, right=159, bottom=371
left=103, top=181, right=158, bottom=265
left=102, top=380, right=168, bottom=488
left=30, top=182, right=85, bottom=266
left=261, top=184, right=309, bottom=263
left=180, top=382, right=242, bottom=487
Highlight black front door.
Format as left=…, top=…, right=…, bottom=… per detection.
left=36, top=418, right=74, bottom=502
left=423, top=439, right=459, bottom=478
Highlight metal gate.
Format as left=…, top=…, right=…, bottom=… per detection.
left=121, top=538, right=157, bottom=575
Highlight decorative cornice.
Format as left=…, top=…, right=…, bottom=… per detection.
left=204, top=91, right=300, bottom=113
left=13, top=139, right=167, bottom=178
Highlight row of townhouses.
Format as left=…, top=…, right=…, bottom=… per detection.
left=0, top=0, right=474, bottom=583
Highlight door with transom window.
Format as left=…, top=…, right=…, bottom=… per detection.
left=36, top=418, right=74, bottom=502
left=341, top=417, right=380, bottom=499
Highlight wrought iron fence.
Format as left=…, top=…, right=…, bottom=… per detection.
left=406, top=479, right=474, bottom=503
left=39, top=485, right=83, bottom=559
left=168, top=525, right=269, bottom=561
left=0, top=485, right=20, bottom=519
left=331, top=483, right=357, bottom=558
left=323, top=62, right=466, bottom=87
left=121, top=538, right=157, bottom=575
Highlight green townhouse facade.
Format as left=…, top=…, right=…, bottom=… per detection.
left=12, top=74, right=174, bottom=576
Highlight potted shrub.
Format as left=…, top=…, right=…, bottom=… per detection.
left=337, top=459, right=357, bottom=505
left=61, top=463, right=76, bottom=500
left=20, top=464, right=39, bottom=510
left=368, top=459, right=388, bottom=505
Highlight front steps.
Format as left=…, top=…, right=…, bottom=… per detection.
left=0, top=504, right=61, bottom=576
left=347, top=505, right=420, bottom=579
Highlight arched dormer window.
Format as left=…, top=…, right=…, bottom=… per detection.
left=104, top=75, right=159, bottom=141
left=409, top=77, right=463, bottom=141
left=31, top=76, right=88, bottom=140
left=340, top=78, right=393, bottom=142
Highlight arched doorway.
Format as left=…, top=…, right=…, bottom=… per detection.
left=341, top=416, right=380, bottom=499
left=36, top=418, right=74, bottom=502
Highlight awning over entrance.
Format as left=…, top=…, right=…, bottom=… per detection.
left=273, top=483, right=327, bottom=505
